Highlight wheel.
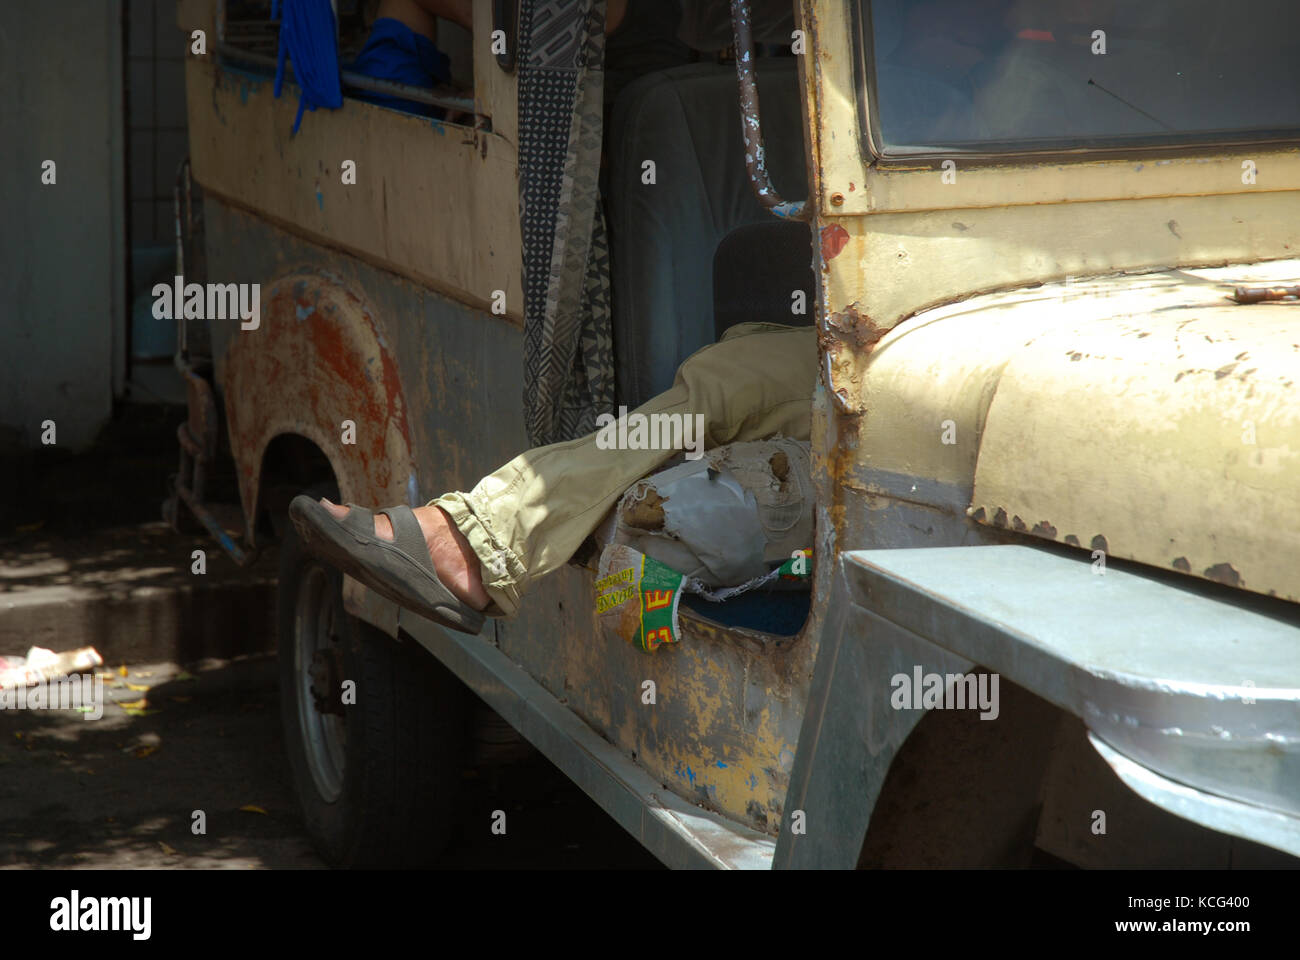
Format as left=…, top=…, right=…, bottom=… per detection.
left=277, top=483, right=470, bottom=867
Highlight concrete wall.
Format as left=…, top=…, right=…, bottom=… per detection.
left=0, top=0, right=126, bottom=452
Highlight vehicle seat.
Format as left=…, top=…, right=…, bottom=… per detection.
left=712, top=220, right=815, bottom=340
left=606, top=59, right=809, bottom=408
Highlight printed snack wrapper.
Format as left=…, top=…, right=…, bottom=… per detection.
left=595, top=544, right=814, bottom=653
left=595, top=543, right=685, bottom=653
left=778, top=547, right=813, bottom=582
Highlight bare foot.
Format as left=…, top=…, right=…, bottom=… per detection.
left=320, top=499, right=491, bottom=611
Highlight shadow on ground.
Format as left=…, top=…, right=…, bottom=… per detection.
left=0, top=655, right=663, bottom=870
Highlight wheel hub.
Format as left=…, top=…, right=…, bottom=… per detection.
left=308, top=646, right=346, bottom=717
left=294, top=562, right=349, bottom=802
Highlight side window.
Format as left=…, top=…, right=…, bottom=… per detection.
left=218, top=0, right=477, bottom=127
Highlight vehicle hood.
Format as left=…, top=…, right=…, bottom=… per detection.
left=860, top=258, right=1300, bottom=602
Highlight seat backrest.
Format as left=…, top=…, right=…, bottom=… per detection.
left=713, top=220, right=815, bottom=339
left=606, top=59, right=808, bottom=408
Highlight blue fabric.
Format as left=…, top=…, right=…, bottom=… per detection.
left=350, top=18, right=452, bottom=119
left=272, top=0, right=344, bottom=134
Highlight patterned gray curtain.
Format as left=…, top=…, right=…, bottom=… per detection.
left=518, top=0, right=616, bottom=447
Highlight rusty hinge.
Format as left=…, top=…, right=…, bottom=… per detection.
left=1232, top=284, right=1300, bottom=304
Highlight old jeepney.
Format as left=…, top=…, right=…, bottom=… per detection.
left=168, top=0, right=1300, bottom=868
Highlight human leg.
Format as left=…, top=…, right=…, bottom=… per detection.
left=309, top=322, right=817, bottom=620
left=435, top=322, right=816, bottom=615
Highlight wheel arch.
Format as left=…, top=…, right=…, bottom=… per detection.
left=221, top=270, right=418, bottom=546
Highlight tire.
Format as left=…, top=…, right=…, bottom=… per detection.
left=277, top=483, right=469, bottom=867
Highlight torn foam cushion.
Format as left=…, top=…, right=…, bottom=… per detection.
left=611, top=437, right=813, bottom=588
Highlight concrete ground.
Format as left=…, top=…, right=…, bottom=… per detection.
left=0, top=403, right=661, bottom=870
left=0, top=653, right=660, bottom=869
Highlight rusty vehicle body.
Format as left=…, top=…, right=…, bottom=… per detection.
left=170, top=0, right=1300, bottom=868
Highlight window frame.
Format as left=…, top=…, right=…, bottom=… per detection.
left=850, top=0, right=1300, bottom=166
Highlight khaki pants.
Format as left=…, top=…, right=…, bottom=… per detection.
left=432, top=322, right=817, bottom=616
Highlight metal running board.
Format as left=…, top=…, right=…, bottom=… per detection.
left=839, top=545, right=1300, bottom=852
left=396, top=610, right=776, bottom=870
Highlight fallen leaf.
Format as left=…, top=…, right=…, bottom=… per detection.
left=239, top=804, right=268, bottom=815
left=173, top=671, right=197, bottom=682
left=118, top=698, right=148, bottom=710
left=133, top=745, right=158, bottom=759
left=169, top=695, right=192, bottom=704
left=125, top=683, right=150, bottom=692
left=136, top=672, right=154, bottom=678
left=117, top=665, right=128, bottom=677
left=13, top=732, right=21, bottom=740
left=74, top=705, right=96, bottom=713
left=159, top=841, right=178, bottom=856
left=122, top=707, right=161, bottom=717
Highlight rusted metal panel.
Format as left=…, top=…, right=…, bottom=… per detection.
left=496, top=561, right=817, bottom=836
left=1234, top=284, right=1300, bottom=304
left=222, top=271, right=416, bottom=545
left=183, top=54, right=522, bottom=318
left=969, top=260, right=1300, bottom=602
left=203, top=197, right=529, bottom=519
left=815, top=254, right=1300, bottom=603
left=396, top=605, right=777, bottom=869
left=818, top=191, right=1300, bottom=351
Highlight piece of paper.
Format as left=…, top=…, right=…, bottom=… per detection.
left=595, top=544, right=685, bottom=653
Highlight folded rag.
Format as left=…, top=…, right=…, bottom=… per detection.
left=350, top=17, right=452, bottom=119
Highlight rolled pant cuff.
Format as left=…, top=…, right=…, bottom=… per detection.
left=428, top=492, right=524, bottom=618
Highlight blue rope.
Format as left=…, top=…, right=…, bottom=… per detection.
left=272, top=0, right=343, bottom=134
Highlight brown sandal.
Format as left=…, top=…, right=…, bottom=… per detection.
left=289, top=496, right=485, bottom=635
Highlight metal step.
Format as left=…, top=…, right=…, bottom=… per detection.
left=395, top=610, right=776, bottom=870
left=838, top=545, right=1300, bottom=856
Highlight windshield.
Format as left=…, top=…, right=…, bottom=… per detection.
left=861, top=0, right=1300, bottom=154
